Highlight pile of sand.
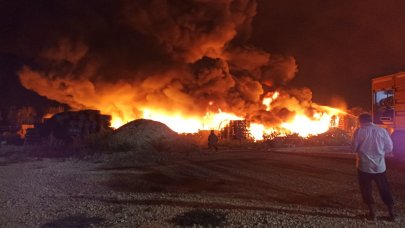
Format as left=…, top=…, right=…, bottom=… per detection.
left=104, top=119, right=196, bottom=165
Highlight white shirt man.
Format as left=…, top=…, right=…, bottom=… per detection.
left=353, top=122, right=393, bottom=173
left=352, top=113, right=395, bottom=221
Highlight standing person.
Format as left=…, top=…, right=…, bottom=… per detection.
left=352, top=113, right=396, bottom=221
left=208, top=130, right=218, bottom=152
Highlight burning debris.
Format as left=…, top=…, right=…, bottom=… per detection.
left=220, top=120, right=251, bottom=141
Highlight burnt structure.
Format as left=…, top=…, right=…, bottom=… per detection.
left=220, top=120, right=250, bottom=141
left=337, top=114, right=357, bottom=134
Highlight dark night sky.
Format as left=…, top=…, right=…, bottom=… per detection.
left=2, top=0, right=405, bottom=114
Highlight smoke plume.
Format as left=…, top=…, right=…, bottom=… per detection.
left=16, top=0, right=308, bottom=127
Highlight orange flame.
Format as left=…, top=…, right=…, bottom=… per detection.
left=109, top=103, right=344, bottom=141
left=280, top=112, right=339, bottom=137
left=262, top=91, right=280, bottom=111
left=111, top=108, right=244, bottom=133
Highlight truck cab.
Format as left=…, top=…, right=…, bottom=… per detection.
left=372, top=72, right=405, bottom=158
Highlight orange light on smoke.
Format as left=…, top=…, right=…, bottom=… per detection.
left=262, top=91, right=280, bottom=111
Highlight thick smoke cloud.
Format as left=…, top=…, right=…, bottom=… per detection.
left=12, top=0, right=308, bottom=126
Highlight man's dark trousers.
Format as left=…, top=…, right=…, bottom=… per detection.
left=357, top=170, right=394, bottom=205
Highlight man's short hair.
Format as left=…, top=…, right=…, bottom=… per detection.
left=358, top=113, right=372, bottom=124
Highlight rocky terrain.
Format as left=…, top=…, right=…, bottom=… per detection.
left=0, top=146, right=404, bottom=227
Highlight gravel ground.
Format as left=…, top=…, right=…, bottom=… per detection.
left=0, top=147, right=404, bottom=227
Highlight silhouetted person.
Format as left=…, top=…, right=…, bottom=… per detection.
left=208, top=130, right=218, bottom=152
left=352, top=113, right=396, bottom=221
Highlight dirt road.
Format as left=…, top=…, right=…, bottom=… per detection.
left=0, top=147, right=404, bottom=227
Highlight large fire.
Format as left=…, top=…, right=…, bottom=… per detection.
left=17, top=0, right=348, bottom=142
left=106, top=90, right=345, bottom=141
left=110, top=108, right=244, bottom=133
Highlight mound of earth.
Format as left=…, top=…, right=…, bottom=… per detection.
left=108, top=119, right=195, bottom=154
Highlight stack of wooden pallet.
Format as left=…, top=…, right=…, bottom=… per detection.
left=37, top=109, right=112, bottom=142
